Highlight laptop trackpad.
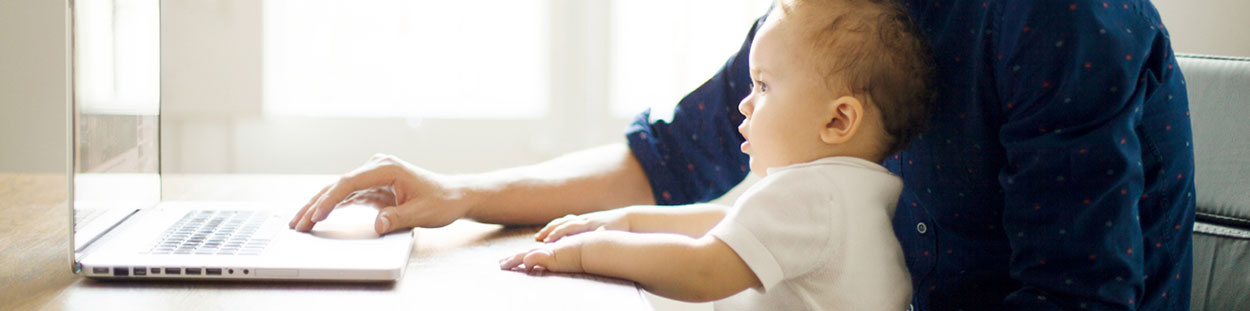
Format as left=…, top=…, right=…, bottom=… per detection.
left=309, top=205, right=380, bottom=240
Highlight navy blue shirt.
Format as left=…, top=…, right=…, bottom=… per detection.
left=625, top=0, right=1194, bottom=309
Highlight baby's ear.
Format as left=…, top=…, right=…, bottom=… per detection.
left=820, top=96, right=863, bottom=145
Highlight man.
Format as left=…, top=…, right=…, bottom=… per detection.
left=291, top=0, right=1193, bottom=309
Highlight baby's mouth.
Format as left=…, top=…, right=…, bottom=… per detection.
left=737, top=124, right=750, bottom=153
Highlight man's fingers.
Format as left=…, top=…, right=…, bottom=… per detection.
left=308, top=166, right=402, bottom=224
left=295, top=186, right=335, bottom=231
left=342, top=190, right=385, bottom=208
left=375, top=206, right=403, bottom=235
left=291, top=184, right=332, bottom=228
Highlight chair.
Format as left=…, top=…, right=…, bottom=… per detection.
left=1179, top=53, right=1250, bottom=310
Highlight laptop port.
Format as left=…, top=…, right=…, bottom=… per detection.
left=227, top=268, right=235, bottom=275
left=186, top=267, right=202, bottom=275
left=165, top=267, right=181, bottom=275
left=243, top=269, right=249, bottom=275
left=113, top=267, right=129, bottom=277
left=133, top=267, right=147, bottom=276
left=92, top=267, right=109, bottom=274
left=206, top=268, right=222, bottom=275
left=150, top=267, right=161, bottom=274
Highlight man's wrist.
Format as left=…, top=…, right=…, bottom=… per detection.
left=445, top=173, right=494, bottom=221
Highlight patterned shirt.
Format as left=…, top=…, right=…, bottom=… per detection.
left=624, top=0, right=1195, bottom=310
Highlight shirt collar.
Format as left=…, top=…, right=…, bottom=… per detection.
left=764, top=156, right=890, bottom=176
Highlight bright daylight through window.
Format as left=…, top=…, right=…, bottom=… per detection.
left=263, top=0, right=770, bottom=120
left=263, top=0, right=549, bottom=119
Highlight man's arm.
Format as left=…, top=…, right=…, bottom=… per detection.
left=993, top=1, right=1192, bottom=309
left=457, top=144, right=657, bottom=225
left=291, top=144, right=655, bottom=232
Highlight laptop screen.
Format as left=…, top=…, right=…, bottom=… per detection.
left=70, top=0, right=161, bottom=253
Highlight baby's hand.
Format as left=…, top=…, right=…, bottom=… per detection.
left=499, top=236, right=585, bottom=273
left=533, top=209, right=629, bottom=243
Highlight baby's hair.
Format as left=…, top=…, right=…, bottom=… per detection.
left=782, top=0, right=936, bottom=156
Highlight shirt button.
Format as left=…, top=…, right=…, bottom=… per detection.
left=917, top=222, right=928, bottom=234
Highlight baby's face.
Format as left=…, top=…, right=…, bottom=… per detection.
left=737, top=6, right=840, bottom=175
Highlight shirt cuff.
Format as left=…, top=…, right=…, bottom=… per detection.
left=708, top=218, right=784, bottom=293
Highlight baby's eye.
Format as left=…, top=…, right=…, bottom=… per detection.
left=756, top=81, right=768, bottom=92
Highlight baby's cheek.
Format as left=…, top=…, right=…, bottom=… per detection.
left=747, top=157, right=765, bottom=177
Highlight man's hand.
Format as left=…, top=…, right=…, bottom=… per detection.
left=533, top=210, right=631, bottom=243
left=499, top=235, right=585, bottom=273
left=289, top=154, right=471, bottom=234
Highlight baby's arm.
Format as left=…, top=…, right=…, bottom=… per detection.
left=534, top=204, right=726, bottom=242
left=501, top=230, right=759, bottom=302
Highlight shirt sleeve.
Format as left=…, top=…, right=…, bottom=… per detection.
left=624, top=14, right=764, bottom=205
left=992, top=1, right=1186, bottom=309
left=707, top=170, right=839, bottom=292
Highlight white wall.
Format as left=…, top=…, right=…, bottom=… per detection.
left=3, top=0, right=1250, bottom=174
left=0, top=0, right=69, bottom=174
left=1153, top=0, right=1250, bottom=57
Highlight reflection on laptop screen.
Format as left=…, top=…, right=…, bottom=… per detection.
left=71, top=0, right=160, bottom=252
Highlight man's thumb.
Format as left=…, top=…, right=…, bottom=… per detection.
left=376, top=207, right=401, bottom=234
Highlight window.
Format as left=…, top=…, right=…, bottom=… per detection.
left=608, top=0, right=772, bottom=117
left=75, top=0, right=160, bottom=116
left=263, top=0, right=550, bottom=119
left=263, top=0, right=770, bottom=120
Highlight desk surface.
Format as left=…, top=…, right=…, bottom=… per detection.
left=0, top=174, right=650, bottom=310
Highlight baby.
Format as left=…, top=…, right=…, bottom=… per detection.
left=500, top=0, right=933, bottom=309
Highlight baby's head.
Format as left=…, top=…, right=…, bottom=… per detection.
left=738, top=0, right=934, bottom=175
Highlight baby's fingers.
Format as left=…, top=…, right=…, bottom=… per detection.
left=534, top=214, right=576, bottom=241
left=521, top=249, right=555, bottom=271
left=499, top=251, right=529, bottom=270
left=543, top=222, right=589, bottom=243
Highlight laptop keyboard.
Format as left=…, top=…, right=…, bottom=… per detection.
left=145, top=210, right=274, bottom=256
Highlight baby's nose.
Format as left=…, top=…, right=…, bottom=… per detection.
left=737, top=96, right=753, bottom=117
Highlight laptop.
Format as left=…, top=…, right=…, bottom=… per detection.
left=67, top=0, right=413, bottom=281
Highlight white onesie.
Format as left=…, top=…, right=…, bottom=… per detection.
left=708, top=156, right=912, bottom=310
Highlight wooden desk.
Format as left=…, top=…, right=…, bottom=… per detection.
left=0, top=174, right=651, bottom=310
